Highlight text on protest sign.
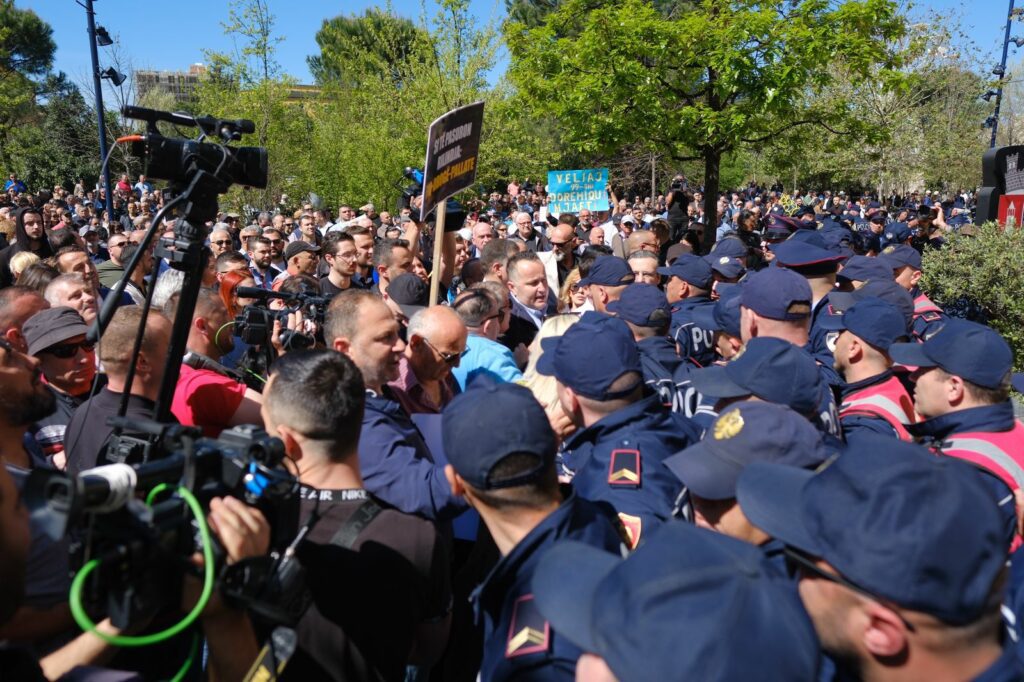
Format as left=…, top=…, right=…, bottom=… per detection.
left=420, top=101, right=485, bottom=222
left=547, top=168, right=610, bottom=215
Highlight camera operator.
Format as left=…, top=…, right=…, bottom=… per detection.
left=255, top=350, right=451, bottom=679
left=167, top=288, right=263, bottom=437
left=64, top=306, right=174, bottom=474
left=0, top=333, right=171, bottom=681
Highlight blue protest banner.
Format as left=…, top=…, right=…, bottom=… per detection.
left=546, top=168, right=610, bottom=215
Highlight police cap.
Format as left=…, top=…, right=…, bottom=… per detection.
left=889, top=319, right=1012, bottom=389
left=665, top=402, right=826, bottom=500
left=737, top=435, right=1006, bottom=626
left=531, top=522, right=820, bottom=681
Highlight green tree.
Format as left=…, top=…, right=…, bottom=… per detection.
left=303, top=0, right=538, bottom=211
left=308, top=7, right=425, bottom=87
left=921, top=223, right=1024, bottom=371
left=507, top=0, right=907, bottom=248
left=7, top=73, right=100, bottom=191
left=0, top=1, right=55, bottom=174
left=195, top=0, right=302, bottom=211
left=758, top=17, right=989, bottom=196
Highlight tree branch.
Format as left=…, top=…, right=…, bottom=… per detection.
left=741, top=117, right=854, bottom=144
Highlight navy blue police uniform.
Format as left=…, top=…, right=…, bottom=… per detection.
left=606, top=283, right=681, bottom=408
left=658, top=254, right=716, bottom=367
left=536, top=312, right=701, bottom=549
left=738, top=435, right=1024, bottom=682
left=530, top=522, right=821, bottom=680
left=688, top=336, right=842, bottom=440
left=441, top=383, right=624, bottom=682
left=769, top=232, right=848, bottom=390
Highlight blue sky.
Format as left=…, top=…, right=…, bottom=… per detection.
left=23, top=0, right=505, bottom=86
left=19, top=0, right=1015, bottom=87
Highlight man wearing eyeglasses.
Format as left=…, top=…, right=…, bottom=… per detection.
left=208, top=227, right=233, bottom=259
left=319, top=232, right=359, bottom=298
left=450, top=286, right=522, bottom=390
left=22, top=308, right=99, bottom=469
left=96, top=234, right=129, bottom=289
left=737, top=436, right=1021, bottom=682
left=388, top=306, right=467, bottom=415
left=545, top=223, right=576, bottom=287
left=261, top=227, right=288, bottom=271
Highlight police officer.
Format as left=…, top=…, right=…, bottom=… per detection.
left=770, top=231, right=847, bottom=389
left=670, top=284, right=742, bottom=424
left=819, top=297, right=916, bottom=445
left=880, top=221, right=912, bottom=250
left=835, top=255, right=892, bottom=291
left=606, top=283, right=680, bottom=408
left=530, top=521, right=821, bottom=681
left=658, top=254, right=716, bottom=367
left=537, top=312, right=701, bottom=548
left=665, top=402, right=829, bottom=573
left=890, top=319, right=1023, bottom=548
left=441, top=382, right=623, bottom=681
left=737, top=436, right=1022, bottom=682
left=878, top=244, right=947, bottom=341
left=578, top=256, right=635, bottom=313
left=688, top=336, right=839, bottom=438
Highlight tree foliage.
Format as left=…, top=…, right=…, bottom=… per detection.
left=507, top=0, right=907, bottom=246
left=758, top=18, right=989, bottom=195
left=308, top=7, right=425, bottom=87
left=6, top=73, right=100, bottom=191
left=0, top=1, right=55, bottom=174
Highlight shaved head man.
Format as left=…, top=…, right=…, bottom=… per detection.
left=389, top=306, right=468, bottom=415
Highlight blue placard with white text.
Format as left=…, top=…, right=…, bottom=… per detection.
left=547, top=168, right=610, bottom=215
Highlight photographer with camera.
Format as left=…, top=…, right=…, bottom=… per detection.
left=254, top=349, right=452, bottom=680
left=168, top=288, right=264, bottom=438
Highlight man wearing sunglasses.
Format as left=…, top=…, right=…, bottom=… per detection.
left=737, top=436, right=1020, bottom=681
left=388, top=306, right=467, bottom=415
left=22, top=308, right=98, bottom=469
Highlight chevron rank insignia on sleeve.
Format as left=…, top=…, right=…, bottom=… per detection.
left=506, top=594, right=550, bottom=658
left=608, top=449, right=641, bottom=488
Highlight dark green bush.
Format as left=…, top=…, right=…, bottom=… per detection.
left=920, top=222, right=1024, bottom=372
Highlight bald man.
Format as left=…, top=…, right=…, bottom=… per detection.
left=388, top=306, right=468, bottom=415
left=547, top=222, right=577, bottom=286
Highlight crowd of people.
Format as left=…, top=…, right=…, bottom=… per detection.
left=0, top=168, right=1022, bottom=682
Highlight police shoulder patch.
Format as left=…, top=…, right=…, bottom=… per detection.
left=608, top=449, right=641, bottom=488
left=618, top=512, right=643, bottom=550
left=506, top=594, right=550, bottom=658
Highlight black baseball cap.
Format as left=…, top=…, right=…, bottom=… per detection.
left=23, top=307, right=89, bottom=356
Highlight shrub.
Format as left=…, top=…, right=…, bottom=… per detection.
left=920, top=222, right=1024, bottom=371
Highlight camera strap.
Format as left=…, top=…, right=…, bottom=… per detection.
left=240, top=492, right=382, bottom=682
left=326, top=495, right=384, bottom=550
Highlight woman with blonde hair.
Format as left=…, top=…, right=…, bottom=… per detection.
left=557, top=268, right=590, bottom=313
left=9, top=250, right=39, bottom=281
left=520, top=312, right=581, bottom=442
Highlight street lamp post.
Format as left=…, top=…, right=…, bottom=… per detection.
left=84, top=0, right=114, bottom=222
left=991, top=0, right=1018, bottom=148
